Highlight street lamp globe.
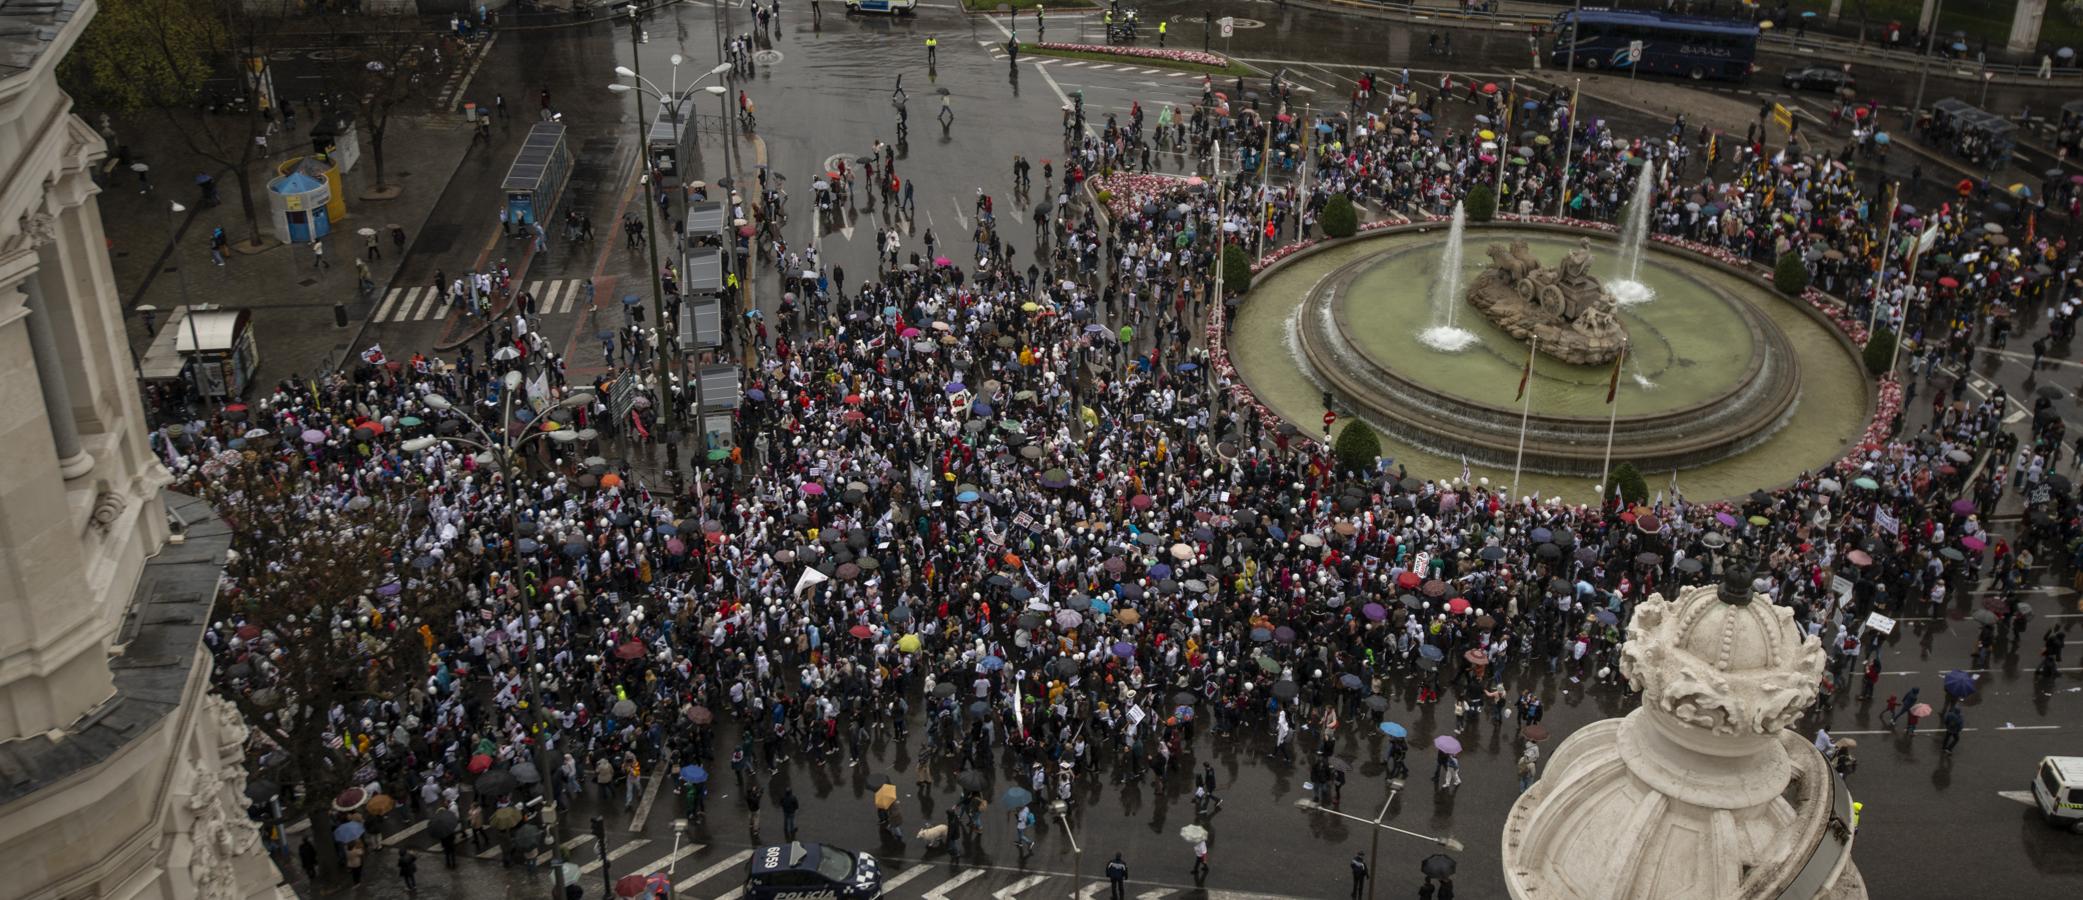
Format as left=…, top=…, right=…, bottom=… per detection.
left=608, top=83, right=634, bottom=93
left=670, top=54, right=684, bottom=66
left=614, top=65, right=637, bottom=78
left=503, top=370, right=524, bottom=390
left=402, top=436, right=439, bottom=453
left=423, top=394, right=452, bottom=410
left=703, top=86, right=727, bottom=95
left=709, top=63, right=730, bottom=75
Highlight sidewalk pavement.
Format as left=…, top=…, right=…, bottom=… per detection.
left=101, top=113, right=475, bottom=391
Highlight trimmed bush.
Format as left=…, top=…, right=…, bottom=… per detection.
left=1332, top=419, right=1381, bottom=474
left=1221, top=243, right=1253, bottom=295
left=1320, top=194, right=1359, bottom=238
left=1606, top=462, right=1649, bottom=507
left=1464, top=183, right=1497, bottom=222
left=1864, top=326, right=1897, bottom=376
left=1774, top=251, right=1811, bottom=295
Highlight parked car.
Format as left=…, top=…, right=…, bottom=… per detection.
left=844, top=0, right=916, bottom=14
left=2032, top=756, right=2083, bottom=832
left=1783, top=65, right=1853, bottom=92
left=744, top=842, right=883, bottom=899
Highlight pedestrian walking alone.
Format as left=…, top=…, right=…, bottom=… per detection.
left=1189, top=838, right=1209, bottom=881
left=1941, top=706, right=1965, bottom=754
left=1106, top=853, right=1128, bottom=899
left=1349, top=852, right=1368, bottom=899
left=398, top=849, right=418, bottom=892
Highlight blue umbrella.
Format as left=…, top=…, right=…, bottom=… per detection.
left=1112, top=641, right=1136, bottom=658
left=999, top=786, right=1033, bottom=809
left=680, top=764, right=709, bottom=783
left=333, top=821, right=366, bottom=843
left=981, top=655, right=1006, bottom=671
left=945, top=381, right=967, bottom=395
left=654, top=523, right=678, bottom=536
left=1149, top=563, right=1173, bottom=580
left=1418, top=644, right=1445, bottom=661
left=517, top=538, right=539, bottom=554
left=1379, top=721, right=1407, bottom=738
left=1090, top=596, right=1113, bottom=614
left=1942, top=669, right=1978, bottom=698
left=973, top=401, right=994, bottom=417
left=956, top=490, right=980, bottom=503
left=746, top=388, right=767, bottom=402
left=621, top=294, right=642, bottom=307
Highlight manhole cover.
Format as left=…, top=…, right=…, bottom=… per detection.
left=753, top=50, right=783, bottom=65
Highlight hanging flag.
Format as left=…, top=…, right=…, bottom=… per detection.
left=1515, top=341, right=1535, bottom=402
left=1914, top=224, right=1940, bottom=257
left=1605, top=346, right=1626, bottom=404
left=360, top=344, right=386, bottom=365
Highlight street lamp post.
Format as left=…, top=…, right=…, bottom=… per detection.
left=402, top=376, right=591, bottom=900
left=1297, top=779, right=1463, bottom=900
left=622, top=3, right=678, bottom=477
left=162, top=200, right=206, bottom=402
left=1910, top=0, right=1944, bottom=128
left=1049, top=800, right=1080, bottom=898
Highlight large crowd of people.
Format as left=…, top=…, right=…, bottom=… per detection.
left=174, top=28, right=2082, bottom=891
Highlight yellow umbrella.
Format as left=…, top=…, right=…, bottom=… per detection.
left=1478, top=129, right=1495, bottom=141
left=874, top=784, right=898, bottom=809
left=366, top=794, right=397, bottom=816
left=897, top=634, right=923, bottom=653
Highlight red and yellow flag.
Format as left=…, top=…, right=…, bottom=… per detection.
left=1516, top=341, right=1536, bottom=402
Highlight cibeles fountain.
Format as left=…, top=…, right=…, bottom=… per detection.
left=1500, top=554, right=1866, bottom=899
left=1289, top=211, right=1810, bottom=478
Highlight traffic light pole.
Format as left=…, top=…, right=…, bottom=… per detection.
left=592, top=815, right=611, bottom=895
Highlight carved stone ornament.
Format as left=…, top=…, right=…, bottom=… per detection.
left=91, top=489, right=127, bottom=535
left=1618, top=575, right=1826, bottom=738
left=19, top=212, right=57, bottom=248
left=185, top=752, right=264, bottom=900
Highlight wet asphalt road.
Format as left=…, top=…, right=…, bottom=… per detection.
left=318, top=9, right=2083, bottom=899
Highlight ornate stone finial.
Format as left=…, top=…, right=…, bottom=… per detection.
left=1618, top=579, right=1825, bottom=738
left=1717, top=550, right=1755, bottom=606
left=19, top=212, right=57, bottom=247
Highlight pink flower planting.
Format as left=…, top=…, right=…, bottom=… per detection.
left=1034, top=42, right=1231, bottom=69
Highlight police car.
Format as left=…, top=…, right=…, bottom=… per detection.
left=743, top=842, right=882, bottom=899
left=2032, top=755, right=2083, bottom=832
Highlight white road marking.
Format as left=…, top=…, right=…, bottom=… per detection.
left=995, top=873, right=1050, bottom=898
left=578, top=838, right=653, bottom=873
left=878, top=865, right=934, bottom=894
left=674, top=849, right=753, bottom=893
left=921, top=869, right=985, bottom=899
left=374, top=286, right=412, bottom=322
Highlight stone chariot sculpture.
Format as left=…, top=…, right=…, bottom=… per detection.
left=1466, top=238, right=1629, bottom=366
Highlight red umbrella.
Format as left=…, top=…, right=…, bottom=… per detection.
left=333, top=787, right=368, bottom=811
left=849, top=624, right=875, bottom=639
left=614, top=874, right=649, bottom=898
left=1635, top=514, right=1661, bottom=533
left=615, top=641, right=645, bottom=660
left=1396, top=572, right=1422, bottom=590
left=1446, top=597, right=1471, bottom=614
left=1130, top=494, right=1154, bottom=509
left=1938, top=276, right=1960, bottom=288
left=236, top=623, right=262, bottom=640
left=1463, top=648, right=1489, bottom=664
left=466, top=754, right=493, bottom=774
left=1481, top=82, right=1499, bottom=94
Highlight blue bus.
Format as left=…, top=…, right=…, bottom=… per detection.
left=1550, top=9, right=1758, bottom=82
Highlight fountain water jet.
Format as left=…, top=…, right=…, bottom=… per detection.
left=1610, top=165, right=1660, bottom=308
left=1419, top=202, right=1479, bottom=352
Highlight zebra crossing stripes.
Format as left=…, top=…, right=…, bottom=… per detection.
left=373, top=278, right=592, bottom=323
left=674, top=848, right=754, bottom=894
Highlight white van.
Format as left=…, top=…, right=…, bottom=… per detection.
left=2032, top=756, right=2083, bottom=831
left=845, top=0, right=917, bottom=14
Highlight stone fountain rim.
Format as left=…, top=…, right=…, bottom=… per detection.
left=1315, top=237, right=1780, bottom=428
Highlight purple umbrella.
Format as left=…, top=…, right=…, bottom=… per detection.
left=1149, top=563, right=1173, bottom=580
left=1362, top=603, right=1387, bottom=621
left=1715, top=511, right=1740, bottom=527
left=1273, top=625, right=1296, bottom=643
left=1950, top=498, right=1976, bottom=515
left=1112, top=641, right=1136, bottom=658
left=301, top=428, right=327, bottom=444
left=945, top=381, right=967, bottom=395
left=1434, top=735, right=1462, bottom=755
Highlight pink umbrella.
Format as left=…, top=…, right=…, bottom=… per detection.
left=1909, top=703, right=1933, bottom=718
left=665, top=537, right=687, bottom=555
left=1129, top=494, right=1153, bottom=510
left=1960, top=535, right=1986, bottom=551
left=301, top=429, right=327, bottom=444
left=900, top=327, right=922, bottom=338
left=1434, top=735, right=1463, bottom=755
left=802, top=482, right=825, bottom=496
left=933, top=256, right=952, bottom=267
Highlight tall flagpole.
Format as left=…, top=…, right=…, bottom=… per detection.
left=1599, top=345, right=1626, bottom=501
left=1867, top=181, right=1898, bottom=335
left=1553, top=79, right=1580, bottom=218
left=1890, top=224, right=1927, bottom=375
left=1511, top=336, right=1538, bottom=499
left=1494, top=77, right=1514, bottom=203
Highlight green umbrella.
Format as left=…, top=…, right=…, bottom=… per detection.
left=1256, top=655, right=1281, bottom=674
left=399, top=416, right=423, bottom=427
left=707, top=448, right=730, bottom=461
left=1852, top=476, right=1879, bottom=490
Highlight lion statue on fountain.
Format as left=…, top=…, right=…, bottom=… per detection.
left=1467, top=238, right=1629, bottom=366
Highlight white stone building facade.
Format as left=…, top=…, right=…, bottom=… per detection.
left=0, top=4, right=281, bottom=900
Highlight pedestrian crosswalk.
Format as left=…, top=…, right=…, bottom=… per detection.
left=291, top=816, right=1314, bottom=899
left=372, top=278, right=594, bottom=323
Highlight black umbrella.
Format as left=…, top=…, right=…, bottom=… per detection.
left=511, top=761, right=541, bottom=784
left=1421, top=854, right=1458, bottom=878
left=428, top=809, right=461, bottom=839
left=957, top=769, right=987, bottom=792
left=476, top=771, right=518, bottom=796
left=244, top=779, right=279, bottom=802
left=1364, top=695, right=1390, bottom=711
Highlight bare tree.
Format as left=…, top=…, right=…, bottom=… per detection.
left=189, top=449, right=461, bottom=881
left=325, top=21, right=440, bottom=196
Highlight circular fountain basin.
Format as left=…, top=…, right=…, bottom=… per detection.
left=1229, top=226, right=1874, bottom=501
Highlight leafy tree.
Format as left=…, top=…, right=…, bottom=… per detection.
left=1863, top=326, right=1897, bottom=376
left=1464, top=183, right=1497, bottom=222
left=1332, top=418, right=1381, bottom=474
left=1774, top=251, right=1811, bottom=295
left=65, top=0, right=220, bottom=112
left=191, top=451, right=460, bottom=881
left=1606, top=461, right=1649, bottom=507
left=1221, top=243, right=1253, bottom=295
left=329, top=27, right=437, bottom=194
left=75, top=0, right=294, bottom=247
left=1320, top=194, right=1358, bottom=238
